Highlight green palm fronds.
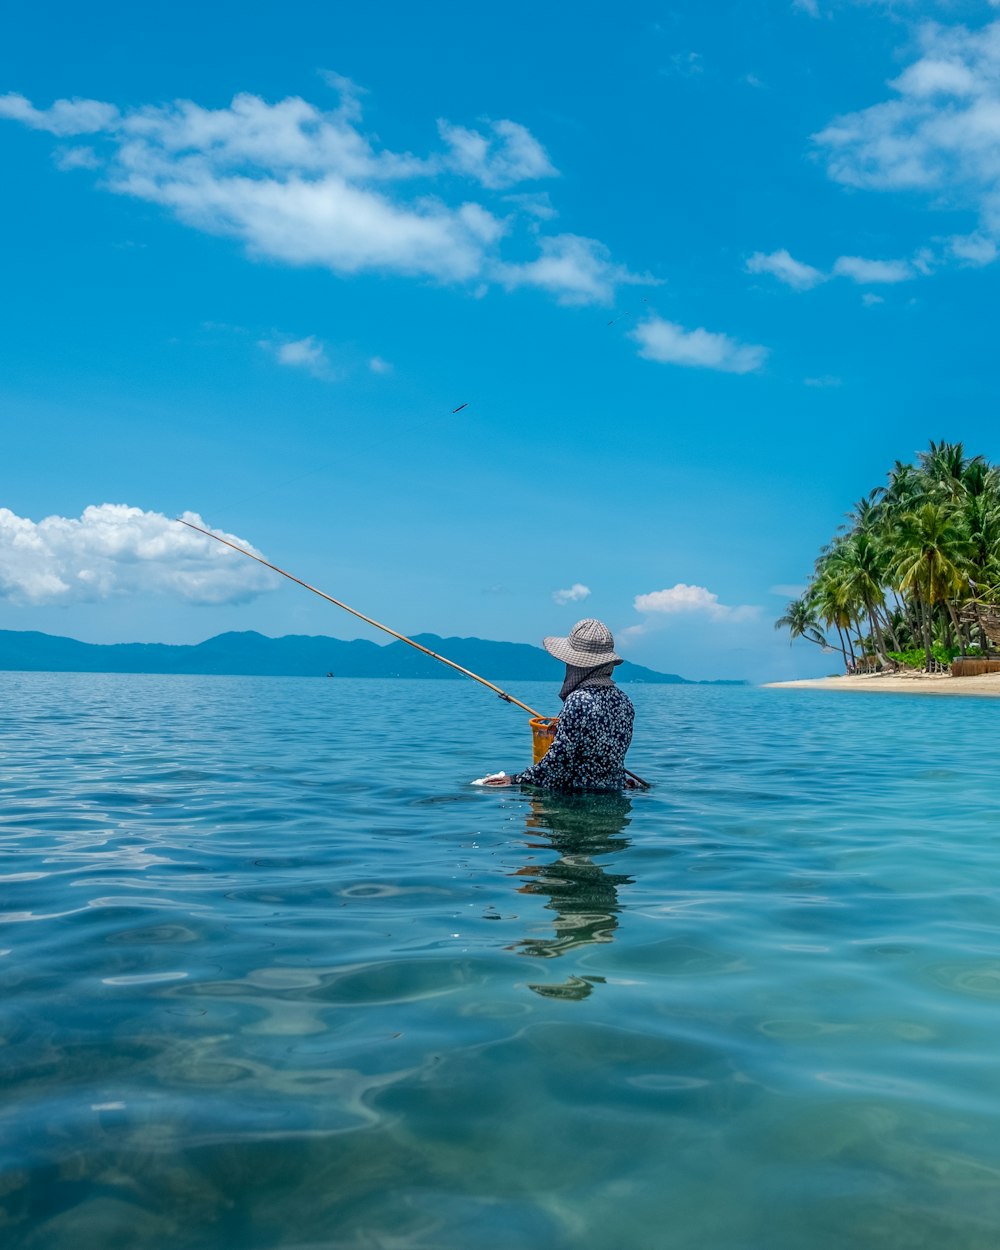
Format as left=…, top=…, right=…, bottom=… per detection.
left=776, top=441, right=1000, bottom=670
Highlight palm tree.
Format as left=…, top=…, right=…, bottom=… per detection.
left=797, top=446, right=1000, bottom=674
left=835, top=531, right=895, bottom=659
left=917, top=439, right=984, bottom=504
left=875, top=459, right=932, bottom=646
left=892, top=502, right=973, bottom=667
left=841, top=488, right=883, bottom=537
left=811, top=557, right=860, bottom=671
left=960, top=480, right=1000, bottom=651
left=774, top=597, right=827, bottom=650
left=877, top=460, right=922, bottom=515
left=961, top=457, right=998, bottom=502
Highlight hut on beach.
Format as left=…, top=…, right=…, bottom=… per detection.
left=953, top=606, right=1000, bottom=676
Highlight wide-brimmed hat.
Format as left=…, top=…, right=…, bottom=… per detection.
left=543, top=618, right=622, bottom=668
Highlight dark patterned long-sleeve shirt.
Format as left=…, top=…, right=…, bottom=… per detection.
left=512, top=685, right=635, bottom=792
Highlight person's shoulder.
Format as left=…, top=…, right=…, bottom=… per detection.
left=565, top=685, right=631, bottom=708
left=562, top=687, right=591, bottom=708
left=608, top=684, right=635, bottom=711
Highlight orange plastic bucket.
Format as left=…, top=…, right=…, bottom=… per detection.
left=529, top=716, right=557, bottom=764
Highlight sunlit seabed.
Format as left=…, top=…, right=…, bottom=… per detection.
left=2, top=673, right=1000, bottom=1249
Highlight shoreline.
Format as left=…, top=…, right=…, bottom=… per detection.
left=763, top=672, right=1000, bottom=697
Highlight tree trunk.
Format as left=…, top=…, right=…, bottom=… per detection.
left=901, top=593, right=921, bottom=648
left=884, top=610, right=902, bottom=652
left=945, top=599, right=966, bottom=657
left=922, top=601, right=935, bottom=669
left=867, top=599, right=888, bottom=663
left=834, top=623, right=851, bottom=673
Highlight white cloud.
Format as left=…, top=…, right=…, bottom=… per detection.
left=630, top=315, right=767, bottom=373
left=745, top=248, right=826, bottom=290
left=497, top=233, right=653, bottom=306
left=368, top=355, right=393, bottom=374
left=948, top=230, right=998, bottom=264
left=0, top=505, right=278, bottom=606
left=911, top=245, right=936, bottom=276
left=631, top=583, right=759, bottom=627
left=745, top=244, right=939, bottom=291
left=804, top=374, right=842, bottom=387
left=1, top=84, right=649, bottom=306
left=792, top=0, right=820, bottom=15
left=438, top=118, right=557, bottom=189
left=503, top=191, right=558, bottom=220
left=0, top=92, right=118, bottom=135
left=259, top=334, right=332, bottom=378
left=130, top=164, right=498, bottom=283
left=317, top=70, right=367, bottom=123
left=832, top=254, right=914, bottom=283
left=862, top=292, right=885, bottom=306
left=552, top=583, right=591, bottom=606
left=892, top=53, right=979, bottom=100
left=54, top=145, right=101, bottom=171
left=813, top=21, right=1000, bottom=238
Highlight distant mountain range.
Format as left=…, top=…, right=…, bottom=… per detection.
left=0, top=629, right=745, bottom=684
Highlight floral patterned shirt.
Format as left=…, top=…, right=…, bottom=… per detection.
left=512, top=685, right=635, bottom=792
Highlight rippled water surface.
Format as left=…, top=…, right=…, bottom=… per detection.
left=3, top=672, right=1000, bottom=1249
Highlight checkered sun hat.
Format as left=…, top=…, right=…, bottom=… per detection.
left=543, top=618, right=622, bottom=667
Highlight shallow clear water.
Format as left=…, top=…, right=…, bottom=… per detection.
left=3, top=673, right=1000, bottom=1249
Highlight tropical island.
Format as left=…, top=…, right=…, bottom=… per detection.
left=771, top=441, right=1000, bottom=695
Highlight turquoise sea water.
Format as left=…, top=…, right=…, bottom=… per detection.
left=3, top=672, right=1000, bottom=1249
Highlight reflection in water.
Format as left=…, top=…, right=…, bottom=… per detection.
left=510, top=793, right=634, bottom=999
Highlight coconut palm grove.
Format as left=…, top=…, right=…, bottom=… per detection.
left=776, top=442, right=1000, bottom=674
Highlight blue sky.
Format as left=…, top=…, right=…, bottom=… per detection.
left=2, top=0, right=1000, bottom=682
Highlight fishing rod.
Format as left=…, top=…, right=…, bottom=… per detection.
left=177, top=518, right=649, bottom=788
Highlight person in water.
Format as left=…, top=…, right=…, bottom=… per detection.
left=486, top=618, right=635, bottom=792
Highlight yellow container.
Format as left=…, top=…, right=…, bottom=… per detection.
left=530, top=716, right=557, bottom=764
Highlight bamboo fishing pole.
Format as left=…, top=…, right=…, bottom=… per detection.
left=177, top=518, right=649, bottom=787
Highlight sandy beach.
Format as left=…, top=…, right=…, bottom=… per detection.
left=764, top=672, right=1000, bottom=697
